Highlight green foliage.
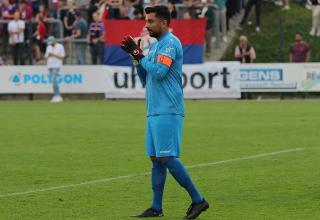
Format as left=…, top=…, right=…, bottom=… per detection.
left=222, top=2, right=320, bottom=62
left=0, top=101, right=319, bottom=219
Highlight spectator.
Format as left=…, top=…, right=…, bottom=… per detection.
left=123, top=0, right=135, bottom=19
left=2, top=0, right=15, bottom=20
left=289, top=32, right=310, bottom=62
left=48, top=0, right=59, bottom=18
left=63, top=0, right=77, bottom=37
left=87, top=0, right=99, bottom=24
left=87, top=11, right=105, bottom=64
left=98, top=0, right=114, bottom=22
left=37, top=4, right=49, bottom=20
left=19, top=0, right=33, bottom=20
left=168, top=1, right=178, bottom=19
left=33, top=15, right=47, bottom=63
left=0, top=56, right=7, bottom=65
left=309, top=0, right=320, bottom=36
left=283, top=0, right=290, bottom=10
left=215, top=0, right=228, bottom=42
left=8, top=11, right=25, bottom=65
left=133, top=7, right=144, bottom=19
left=45, top=36, right=65, bottom=102
left=199, top=0, right=214, bottom=57
left=185, top=0, right=201, bottom=19
left=65, top=10, right=88, bottom=64
left=182, top=11, right=192, bottom=19
left=234, top=35, right=256, bottom=63
left=238, top=0, right=261, bottom=33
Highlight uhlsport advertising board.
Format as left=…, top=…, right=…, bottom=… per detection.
left=0, top=62, right=241, bottom=98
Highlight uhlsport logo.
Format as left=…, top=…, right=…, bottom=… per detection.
left=9, top=73, right=83, bottom=86
left=301, top=72, right=320, bottom=90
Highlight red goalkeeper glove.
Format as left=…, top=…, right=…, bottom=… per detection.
left=120, top=35, right=144, bottom=61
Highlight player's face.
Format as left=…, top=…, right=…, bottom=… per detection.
left=145, top=13, right=165, bottom=38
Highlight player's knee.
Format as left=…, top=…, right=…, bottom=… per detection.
left=158, top=156, right=172, bottom=163
left=150, top=156, right=157, bottom=161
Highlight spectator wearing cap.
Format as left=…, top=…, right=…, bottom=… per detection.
left=234, top=35, right=256, bottom=63
left=45, top=36, right=65, bottom=102
left=87, top=11, right=105, bottom=64
left=309, top=0, right=320, bottom=37
left=8, top=11, right=25, bottom=65
left=290, top=32, right=310, bottom=62
left=65, top=10, right=88, bottom=64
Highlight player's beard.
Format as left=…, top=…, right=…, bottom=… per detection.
left=147, top=28, right=161, bottom=39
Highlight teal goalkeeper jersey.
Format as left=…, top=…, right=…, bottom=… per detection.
left=136, top=31, right=185, bottom=117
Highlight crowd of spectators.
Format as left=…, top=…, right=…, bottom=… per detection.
left=0, top=0, right=248, bottom=65
left=3, top=0, right=315, bottom=66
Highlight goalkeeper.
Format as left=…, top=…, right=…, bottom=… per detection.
left=121, top=5, right=209, bottom=219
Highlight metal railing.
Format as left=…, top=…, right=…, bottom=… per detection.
left=0, top=19, right=63, bottom=65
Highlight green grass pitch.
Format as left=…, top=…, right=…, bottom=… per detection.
left=0, top=100, right=319, bottom=219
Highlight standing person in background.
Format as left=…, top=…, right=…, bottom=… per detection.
left=87, top=11, right=105, bottom=64
left=33, top=15, right=47, bottom=63
left=49, top=0, right=59, bottom=18
left=238, top=0, right=262, bottom=33
left=214, top=0, right=228, bottom=42
left=199, top=0, right=214, bottom=58
left=65, top=10, right=88, bottom=64
left=45, top=36, right=65, bottom=102
left=282, top=0, right=290, bottom=10
left=19, top=0, right=33, bottom=20
left=8, top=11, right=25, bottom=65
left=168, top=1, right=178, bottom=19
left=63, top=0, right=77, bottom=37
left=309, top=0, right=320, bottom=36
left=234, top=35, right=256, bottom=63
left=290, top=32, right=310, bottom=62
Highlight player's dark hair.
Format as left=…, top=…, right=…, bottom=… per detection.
left=145, top=5, right=171, bottom=26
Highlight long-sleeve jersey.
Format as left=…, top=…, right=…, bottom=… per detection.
left=136, top=31, right=185, bottom=117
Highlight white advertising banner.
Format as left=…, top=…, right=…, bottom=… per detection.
left=105, top=62, right=241, bottom=99
left=240, top=63, right=320, bottom=92
left=0, top=66, right=107, bottom=93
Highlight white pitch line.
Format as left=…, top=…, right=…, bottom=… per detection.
left=0, top=148, right=304, bottom=198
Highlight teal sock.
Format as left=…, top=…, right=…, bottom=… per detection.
left=151, top=160, right=167, bottom=211
left=164, top=157, right=203, bottom=203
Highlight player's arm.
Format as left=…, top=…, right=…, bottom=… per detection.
left=136, top=64, right=147, bottom=86
left=139, top=54, right=172, bottom=81
left=140, top=39, right=176, bottom=80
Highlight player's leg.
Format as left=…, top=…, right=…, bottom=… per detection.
left=131, top=117, right=165, bottom=218
left=151, top=157, right=167, bottom=212
left=154, top=115, right=209, bottom=219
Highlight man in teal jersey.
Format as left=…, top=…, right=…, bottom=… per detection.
left=121, top=5, right=209, bottom=219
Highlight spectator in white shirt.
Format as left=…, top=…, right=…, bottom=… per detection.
left=8, top=11, right=25, bottom=65
left=45, top=36, right=66, bottom=102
